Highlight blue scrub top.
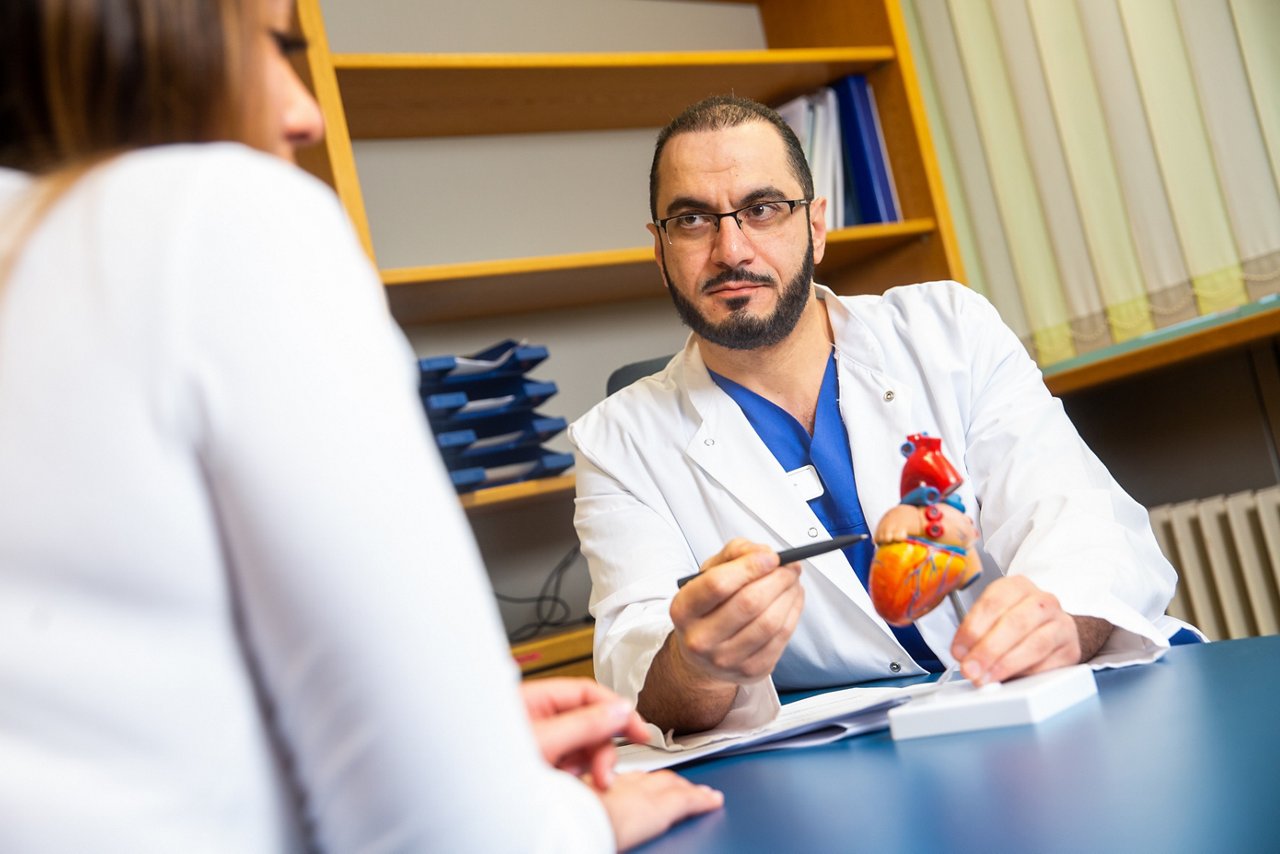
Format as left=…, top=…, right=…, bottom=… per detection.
left=710, top=353, right=942, bottom=672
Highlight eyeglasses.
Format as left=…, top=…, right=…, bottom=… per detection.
left=655, top=199, right=811, bottom=248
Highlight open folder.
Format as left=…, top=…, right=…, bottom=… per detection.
left=615, top=646, right=1166, bottom=772
left=614, top=683, right=923, bottom=773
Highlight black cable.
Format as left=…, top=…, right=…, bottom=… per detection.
left=497, top=543, right=591, bottom=643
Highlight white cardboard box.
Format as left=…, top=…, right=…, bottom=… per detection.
left=888, top=664, right=1098, bottom=740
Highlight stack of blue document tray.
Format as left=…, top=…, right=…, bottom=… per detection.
left=419, top=340, right=573, bottom=493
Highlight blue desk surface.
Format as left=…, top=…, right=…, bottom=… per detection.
left=637, top=636, right=1280, bottom=854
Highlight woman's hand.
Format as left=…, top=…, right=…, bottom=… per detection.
left=598, top=771, right=724, bottom=851
left=521, top=677, right=649, bottom=790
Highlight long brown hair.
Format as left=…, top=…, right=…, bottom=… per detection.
left=1, top=0, right=256, bottom=172
left=1, top=0, right=259, bottom=282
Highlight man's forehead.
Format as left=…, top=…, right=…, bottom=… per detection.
left=657, top=122, right=795, bottom=201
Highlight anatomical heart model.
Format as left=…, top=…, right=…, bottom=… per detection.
left=869, top=434, right=983, bottom=626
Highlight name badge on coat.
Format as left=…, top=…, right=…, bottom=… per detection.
left=787, top=464, right=826, bottom=502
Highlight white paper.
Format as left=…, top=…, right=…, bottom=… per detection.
left=442, top=356, right=506, bottom=377
left=775, top=94, right=813, bottom=159
left=435, top=341, right=525, bottom=377
left=466, top=429, right=525, bottom=451
left=457, top=393, right=516, bottom=414
left=614, top=684, right=914, bottom=772
left=475, top=461, right=537, bottom=483
left=1086, top=643, right=1167, bottom=670
left=808, top=88, right=845, bottom=230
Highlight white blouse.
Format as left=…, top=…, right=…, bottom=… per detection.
left=0, top=144, right=611, bottom=853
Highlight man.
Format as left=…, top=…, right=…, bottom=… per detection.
left=569, top=95, right=1185, bottom=737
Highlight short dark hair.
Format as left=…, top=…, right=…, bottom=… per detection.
left=649, top=94, right=814, bottom=220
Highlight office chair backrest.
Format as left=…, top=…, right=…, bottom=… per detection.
left=606, top=354, right=675, bottom=397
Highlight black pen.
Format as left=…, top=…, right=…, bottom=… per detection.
left=676, top=533, right=869, bottom=588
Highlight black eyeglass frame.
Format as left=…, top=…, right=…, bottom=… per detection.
left=654, top=198, right=812, bottom=244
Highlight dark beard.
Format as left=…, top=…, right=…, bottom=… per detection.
left=661, top=235, right=815, bottom=351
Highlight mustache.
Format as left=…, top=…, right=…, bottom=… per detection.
left=700, top=268, right=777, bottom=294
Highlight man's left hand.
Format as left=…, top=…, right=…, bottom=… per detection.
left=950, top=575, right=1113, bottom=685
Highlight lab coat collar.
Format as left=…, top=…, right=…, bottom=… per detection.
left=815, top=285, right=887, bottom=376
left=679, top=340, right=817, bottom=552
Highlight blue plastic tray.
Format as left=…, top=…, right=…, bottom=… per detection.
left=419, top=339, right=548, bottom=388
left=448, top=447, right=575, bottom=493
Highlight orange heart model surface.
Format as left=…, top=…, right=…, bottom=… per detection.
left=870, top=434, right=982, bottom=626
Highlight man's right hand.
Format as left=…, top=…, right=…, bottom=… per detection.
left=638, top=539, right=806, bottom=733
left=672, top=538, right=805, bottom=683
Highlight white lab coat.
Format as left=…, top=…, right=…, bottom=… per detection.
left=571, top=282, right=1180, bottom=731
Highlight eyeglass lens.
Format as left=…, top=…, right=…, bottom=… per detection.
left=661, top=200, right=808, bottom=246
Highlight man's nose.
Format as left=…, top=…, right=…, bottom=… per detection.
left=709, top=214, right=755, bottom=268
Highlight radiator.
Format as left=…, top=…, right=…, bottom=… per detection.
left=1147, top=487, right=1280, bottom=641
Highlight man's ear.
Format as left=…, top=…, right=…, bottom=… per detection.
left=809, top=197, right=828, bottom=266
left=647, top=222, right=671, bottom=290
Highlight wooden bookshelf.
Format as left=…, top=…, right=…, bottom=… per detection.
left=384, top=247, right=655, bottom=324
left=296, top=0, right=963, bottom=332
left=294, top=0, right=963, bottom=512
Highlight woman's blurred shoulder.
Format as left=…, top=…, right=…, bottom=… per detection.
left=107, top=142, right=339, bottom=213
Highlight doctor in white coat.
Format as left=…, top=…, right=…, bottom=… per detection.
left=570, top=96, right=1184, bottom=738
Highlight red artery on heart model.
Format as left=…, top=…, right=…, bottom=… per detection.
left=869, top=434, right=983, bottom=627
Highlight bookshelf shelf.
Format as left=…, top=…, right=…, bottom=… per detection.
left=510, top=624, right=595, bottom=679
left=383, top=247, right=655, bottom=324
left=458, top=473, right=577, bottom=515
left=333, top=48, right=895, bottom=139
left=817, top=226, right=957, bottom=301
left=382, top=218, right=937, bottom=323
left=1043, top=298, right=1280, bottom=396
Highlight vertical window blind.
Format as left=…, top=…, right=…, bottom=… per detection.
left=902, top=0, right=1280, bottom=367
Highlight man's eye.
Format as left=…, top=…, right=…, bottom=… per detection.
left=671, top=214, right=713, bottom=230
left=742, top=203, right=784, bottom=223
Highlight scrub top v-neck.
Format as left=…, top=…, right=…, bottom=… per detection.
left=709, top=352, right=942, bottom=672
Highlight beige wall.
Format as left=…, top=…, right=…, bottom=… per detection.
left=322, top=0, right=765, bottom=54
